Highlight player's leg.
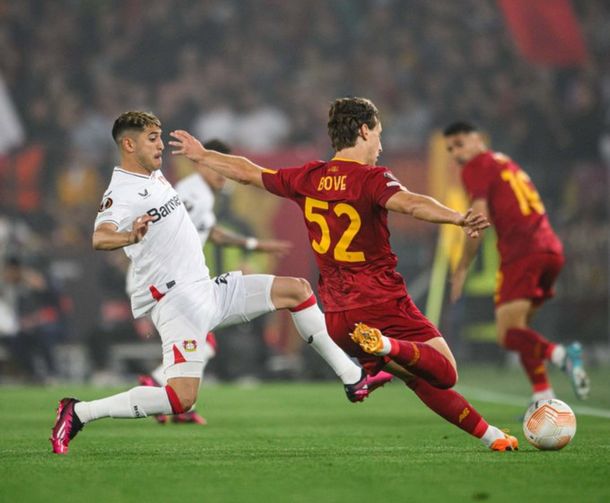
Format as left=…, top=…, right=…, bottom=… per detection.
left=384, top=361, right=517, bottom=451
left=271, top=276, right=361, bottom=383
left=214, top=272, right=391, bottom=401
left=496, top=299, right=556, bottom=400
left=351, top=323, right=457, bottom=388
left=51, top=283, right=213, bottom=453
left=350, top=298, right=458, bottom=389
left=497, top=254, right=589, bottom=399
left=270, top=275, right=392, bottom=396
left=498, top=299, right=589, bottom=400
left=50, top=379, right=187, bottom=454
left=139, top=333, right=216, bottom=425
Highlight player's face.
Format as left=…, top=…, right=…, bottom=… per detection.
left=445, top=132, right=484, bottom=166
left=366, top=121, right=383, bottom=165
left=133, top=126, right=164, bottom=172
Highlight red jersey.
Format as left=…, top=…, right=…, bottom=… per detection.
left=461, top=151, right=563, bottom=265
left=262, top=158, right=407, bottom=312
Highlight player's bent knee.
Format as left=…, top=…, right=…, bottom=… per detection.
left=295, top=277, right=312, bottom=302
left=437, top=370, right=458, bottom=390
left=166, top=376, right=200, bottom=413
left=272, top=276, right=312, bottom=309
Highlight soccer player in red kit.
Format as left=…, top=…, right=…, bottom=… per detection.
left=444, top=121, right=590, bottom=402
left=170, top=97, right=519, bottom=451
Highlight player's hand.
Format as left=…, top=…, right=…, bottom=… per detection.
left=256, top=239, right=293, bottom=257
left=169, top=130, right=206, bottom=162
left=129, top=215, right=154, bottom=244
left=450, top=268, right=468, bottom=303
left=460, top=208, right=489, bottom=238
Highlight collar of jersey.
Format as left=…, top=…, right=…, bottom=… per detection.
left=330, top=156, right=366, bottom=165
left=114, top=167, right=153, bottom=179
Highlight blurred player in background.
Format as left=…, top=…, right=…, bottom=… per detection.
left=170, top=97, right=520, bottom=451
left=136, top=139, right=292, bottom=425
left=444, top=121, right=590, bottom=402
left=50, top=111, right=390, bottom=454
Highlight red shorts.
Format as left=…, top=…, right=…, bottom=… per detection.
left=495, top=253, right=564, bottom=307
left=324, top=296, right=441, bottom=375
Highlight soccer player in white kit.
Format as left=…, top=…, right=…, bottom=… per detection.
left=137, top=139, right=292, bottom=425
left=50, top=111, right=391, bottom=454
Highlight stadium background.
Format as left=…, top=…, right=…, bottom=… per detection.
left=0, top=0, right=607, bottom=385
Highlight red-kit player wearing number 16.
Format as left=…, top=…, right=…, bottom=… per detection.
left=444, top=121, right=590, bottom=402
left=170, top=97, right=518, bottom=451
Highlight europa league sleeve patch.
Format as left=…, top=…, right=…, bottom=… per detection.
left=98, top=197, right=113, bottom=212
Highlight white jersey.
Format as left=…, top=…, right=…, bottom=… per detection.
left=174, top=173, right=216, bottom=245
left=95, top=167, right=209, bottom=318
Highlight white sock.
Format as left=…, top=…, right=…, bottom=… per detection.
left=532, top=389, right=555, bottom=402
left=375, top=335, right=393, bottom=356
left=480, top=425, right=506, bottom=448
left=290, top=303, right=361, bottom=384
left=550, top=345, right=566, bottom=368
left=74, top=386, right=173, bottom=423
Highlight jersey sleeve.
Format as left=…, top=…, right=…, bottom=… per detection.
left=367, top=167, right=406, bottom=207
left=261, top=167, right=298, bottom=198
left=462, top=156, right=494, bottom=200
left=94, top=192, right=135, bottom=231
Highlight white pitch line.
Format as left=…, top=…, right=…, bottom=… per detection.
left=457, top=385, right=610, bottom=419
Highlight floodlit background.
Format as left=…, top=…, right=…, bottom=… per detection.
left=0, top=0, right=607, bottom=385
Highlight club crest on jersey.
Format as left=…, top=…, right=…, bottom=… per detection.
left=182, top=340, right=197, bottom=352
left=146, top=195, right=182, bottom=222
left=98, top=197, right=113, bottom=212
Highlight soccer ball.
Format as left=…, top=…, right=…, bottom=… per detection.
left=522, top=399, right=577, bottom=450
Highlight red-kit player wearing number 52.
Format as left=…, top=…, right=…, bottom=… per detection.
left=170, top=97, right=518, bottom=451
left=444, top=121, right=590, bottom=403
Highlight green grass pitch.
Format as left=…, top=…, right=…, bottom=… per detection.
left=1, top=367, right=609, bottom=503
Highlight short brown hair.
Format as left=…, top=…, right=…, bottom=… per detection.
left=112, top=111, right=161, bottom=143
left=327, top=97, right=379, bottom=151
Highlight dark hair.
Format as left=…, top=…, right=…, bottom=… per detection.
left=443, top=121, right=478, bottom=137
left=328, top=97, right=379, bottom=151
left=111, top=111, right=161, bottom=143
left=203, top=139, right=231, bottom=154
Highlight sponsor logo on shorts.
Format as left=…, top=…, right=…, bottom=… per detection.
left=183, top=340, right=197, bottom=352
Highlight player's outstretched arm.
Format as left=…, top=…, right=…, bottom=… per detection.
left=209, top=225, right=293, bottom=256
left=450, top=198, right=488, bottom=302
left=385, top=190, right=489, bottom=237
left=92, top=215, right=153, bottom=251
left=170, top=130, right=266, bottom=189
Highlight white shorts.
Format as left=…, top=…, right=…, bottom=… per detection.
left=150, top=272, right=275, bottom=379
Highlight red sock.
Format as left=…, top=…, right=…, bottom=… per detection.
left=388, top=339, right=457, bottom=389
left=504, top=328, right=556, bottom=360
left=407, top=378, right=488, bottom=438
left=519, top=353, right=552, bottom=393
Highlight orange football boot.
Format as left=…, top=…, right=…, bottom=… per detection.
left=350, top=323, right=384, bottom=354
left=490, top=433, right=519, bottom=451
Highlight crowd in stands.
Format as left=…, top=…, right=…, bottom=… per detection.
left=0, top=0, right=607, bottom=381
